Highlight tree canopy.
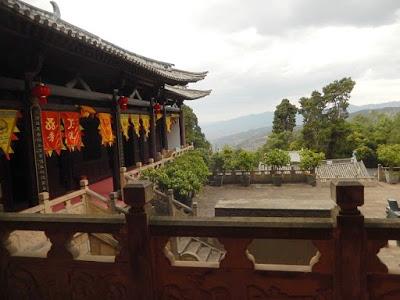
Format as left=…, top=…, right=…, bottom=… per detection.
left=272, top=99, right=297, bottom=133
left=182, top=104, right=211, bottom=150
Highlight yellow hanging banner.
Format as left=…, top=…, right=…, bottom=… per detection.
left=131, top=114, right=141, bottom=137
left=0, top=110, right=19, bottom=160
left=156, top=112, right=163, bottom=121
left=97, top=113, right=115, bottom=146
left=166, top=116, right=173, bottom=133
left=120, top=114, right=130, bottom=140
left=140, top=115, right=150, bottom=138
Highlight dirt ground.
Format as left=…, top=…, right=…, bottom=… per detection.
left=194, top=182, right=400, bottom=272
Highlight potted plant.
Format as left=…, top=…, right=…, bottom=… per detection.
left=377, top=144, right=400, bottom=184
left=299, top=149, right=325, bottom=186
left=235, top=150, right=257, bottom=186
left=263, top=149, right=290, bottom=186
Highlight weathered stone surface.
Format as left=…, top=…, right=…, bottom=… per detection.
left=215, top=198, right=335, bottom=218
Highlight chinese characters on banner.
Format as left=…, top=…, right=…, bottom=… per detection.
left=0, top=110, right=19, bottom=160
left=97, top=113, right=115, bottom=146
left=41, top=111, right=63, bottom=156
left=61, top=112, right=83, bottom=151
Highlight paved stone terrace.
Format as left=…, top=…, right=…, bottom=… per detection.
left=194, top=182, right=400, bottom=272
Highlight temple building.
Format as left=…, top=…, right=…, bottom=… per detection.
left=0, top=0, right=211, bottom=212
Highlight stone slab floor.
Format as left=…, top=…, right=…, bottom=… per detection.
left=194, top=182, right=400, bottom=272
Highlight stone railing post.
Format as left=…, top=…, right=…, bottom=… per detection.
left=123, top=181, right=154, bottom=300
left=39, top=192, right=51, bottom=213
left=80, top=178, right=89, bottom=212
left=332, top=181, right=367, bottom=300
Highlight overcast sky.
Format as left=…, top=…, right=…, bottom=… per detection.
left=26, top=0, right=400, bottom=124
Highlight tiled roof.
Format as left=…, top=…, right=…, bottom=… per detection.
left=316, top=160, right=372, bottom=179
left=1, top=0, right=208, bottom=84
left=165, top=84, right=211, bottom=100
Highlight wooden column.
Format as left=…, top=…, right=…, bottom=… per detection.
left=162, top=100, right=168, bottom=151
left=178, top=105, right=186, bottom=147
left=332, top=181, right=367, bottom=300
left=111, top=89, right=124, bottom=192
left=24, top=73, right=49, bottom=205
left=149, top=98, right=156, bottom=160
left=123, top=181, right=155, bottom=300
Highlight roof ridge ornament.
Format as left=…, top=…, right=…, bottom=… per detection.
left=50, top=1, right=60, bottom=20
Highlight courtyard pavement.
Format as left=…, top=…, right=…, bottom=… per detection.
left=194, top=182, right=400, bottom=272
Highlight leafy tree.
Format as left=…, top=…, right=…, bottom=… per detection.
left=354, top=145, right=377, bottom=167
left=272, top=99, right=297, bottom=133
left=299, top=77, right=355, bottom=158
left=263, top=131, right=294, bottom=151
left=377, top=144, right=400, bottom=168
left=235, top=150, right=258, bottom=172
left=182, top=104, right=211, bottom=150
left=299, top=149, right=325, bottom=173
left=263, top=149, right=290, bottom=171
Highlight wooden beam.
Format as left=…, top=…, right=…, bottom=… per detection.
left=0, top=76, right=151, bottom=107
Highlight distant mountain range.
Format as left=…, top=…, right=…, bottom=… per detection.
left=205, top=101, right=400, bottom=150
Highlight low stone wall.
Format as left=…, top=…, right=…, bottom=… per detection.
left=210, top=170, right=308, bottom=185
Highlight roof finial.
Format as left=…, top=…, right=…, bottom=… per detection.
left=50, top=1, right=61, bottom=20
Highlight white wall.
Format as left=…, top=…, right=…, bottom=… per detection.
left=167, top=118, right=181, bottom=150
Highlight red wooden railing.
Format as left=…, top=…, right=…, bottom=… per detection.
left=1, top=181, right=400, bottom=299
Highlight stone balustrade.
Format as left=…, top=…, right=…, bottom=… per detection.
left=1, top=181, right=400, bottom=299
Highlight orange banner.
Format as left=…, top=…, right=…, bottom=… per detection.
left=0, top=110, right=19, bottom=160
left=97, top=113, right=115, bottom=146
left=41, top=111, right=63, bottom=156
left=61, top=112, right=83, bottom=151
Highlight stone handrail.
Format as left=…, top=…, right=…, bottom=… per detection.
left=20, top=179, right=113, bottom=215
left=2, top=181, right=400, bottom=299
left=122, top=145, right=194, bottom=184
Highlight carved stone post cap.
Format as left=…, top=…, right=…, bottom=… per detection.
left=38, top=192, right=50, bottom=202
left=80, top=179, right=89, bottom=188
left=123, top=181, right=154, bottom=208
left=136, top=162, right=142, bottom=167
left=120, top=167, right=127, bottom=172
left=331, top=181, right=364, bottom=211
left=148, top=158, right=154, bottom=164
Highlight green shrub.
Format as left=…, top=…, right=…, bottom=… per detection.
left=299, top=149, right=325, bottom=173
left=263, top=149, right=290, bottom=170
left=377, top=144, right=400, bottom=167
left=141, top=151, right=209, bottom=202
left=235, top=150, right=258, bottom=171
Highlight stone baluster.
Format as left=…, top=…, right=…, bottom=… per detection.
left=332, top=181, right=367, bottom=300
left=120, top=166, right=127, bottom=189
left=123, top=181, right=154, bottom=300
left=45, top=229, right=78, bottom=259
left=80, top=178, right=89, bottom=212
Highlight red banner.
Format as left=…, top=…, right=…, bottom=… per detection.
left=41, top=111, right=62, bottom=156
left=61, top=112, right=83, bottom=151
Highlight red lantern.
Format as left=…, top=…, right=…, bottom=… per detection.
left=31, top=83, right=51, bottom=106
left=153, top=103, right=161, bottom=113
left=118, top=96, right=129, bottom=110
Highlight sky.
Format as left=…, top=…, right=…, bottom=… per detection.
left=26, top=0, right=400, bottom=124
